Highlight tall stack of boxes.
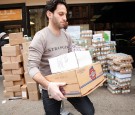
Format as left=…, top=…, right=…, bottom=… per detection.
left=1, top=32, right=40, bottom=100
left=100, top=41, right=116, bottom=74
left=21, top=42, right=30, bottom=100
left=2, top=32, right=25, bottom=98
left=92, top=33, right=116, bottom=76
left=106, top=53, right=133, bottom=94
left=92, top=40, right=107, bottom=74
left=22, top=42, right=40, bottom=101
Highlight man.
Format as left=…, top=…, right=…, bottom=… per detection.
left=27, top=0, right=95, bottom=115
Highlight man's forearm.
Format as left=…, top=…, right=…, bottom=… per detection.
left=33, top=72, right=50, bottom=89
left=33, top=72, right=67, bottom=101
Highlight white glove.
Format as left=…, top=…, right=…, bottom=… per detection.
left=47, top=82, right=67, bottom=101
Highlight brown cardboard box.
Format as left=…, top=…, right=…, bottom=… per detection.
left=27, top=82, right=38, bottom=92
left=12, top=67, right=24, bottom=75
left=3, top=79, right=25, bottom=86
left=28, top=91, right=40, bottom=101
left=22, top=52, right=28, bottom=72
left=46, top=62, right=106, bottom=97
left=24, top=72, right=35, bottom=83
left=2, top=62, right=21, bottom=70
left=9, top=32, right=23, bottom=39
left=21, top=84, right=28, bottom=99
left=3, top=80, right=14, bottom=87
left=3, top=90, right=14, bottom=98
left=2, top=69, right=12, bottom=76
left=22, top=41, right=31, bottom=53
left=5, top=85, right=21, bottom=92
left=14, top=78, right=25, bottom=85
left=9, top=32, right=26, bottom=46
left=11, top=55, right=23, bottom=62
left=4, top=75, right=22, bottom=81
left=1, top=56, right=11, bottom=62
left=2, top=45, right=21, bottom=56
left=14, top=91, right=22, bottom=97
left=45, top=70, right=77, bottom=84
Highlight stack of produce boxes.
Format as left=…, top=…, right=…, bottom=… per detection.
left=71, top=30, right=93, bottom=51
left=106, top=53, right=133, bottom=94
left=22, top=42, right=40, bottom=101
left=2, top=32, right=25, bottom=98
left=101, top=41, right=116, bottom=74
left=92, top=38, right=116, bottom=76
left=80, top=30, right=93, bottom=48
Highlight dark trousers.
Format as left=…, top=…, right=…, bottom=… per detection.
left=42, top=89, right=95, bottom=115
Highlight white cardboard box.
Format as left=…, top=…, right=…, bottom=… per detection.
left=48, top=51, right=92, bottom=73
left=75, top=51, right=92, bottom=67
left=48, top=52, right=78, bottom=73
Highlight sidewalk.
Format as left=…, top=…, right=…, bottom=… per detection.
left=0, top=70, right=135, bottom=115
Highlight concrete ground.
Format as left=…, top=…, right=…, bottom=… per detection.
left=0, top=70, right=135, bottom=115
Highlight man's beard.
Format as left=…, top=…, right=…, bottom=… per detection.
left=52, top=16, right=63, bottom=29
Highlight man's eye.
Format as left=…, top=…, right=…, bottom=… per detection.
left=59, top=13, right=64, bottom=16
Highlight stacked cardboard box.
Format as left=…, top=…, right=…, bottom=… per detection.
left=106, top=53, right=133, bottom=94
left=94, top=31, right=111, bottom=42
left=2, top=44, right=24, bottom=98
left=22, top=42, right=40, bottom=101
left=80, top=30, right=92, bottom=48
left=9, top=32, right=26, bottom=46
left=71, top=30, right=93, bottom=50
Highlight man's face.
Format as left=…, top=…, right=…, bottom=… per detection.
left=51, top=4, right=67, bottom=29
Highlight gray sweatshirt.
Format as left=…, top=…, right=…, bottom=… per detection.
left=27, top=27, right=72, bottom=78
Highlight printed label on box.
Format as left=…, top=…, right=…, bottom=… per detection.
left=22, top=91, right=27, bottom=97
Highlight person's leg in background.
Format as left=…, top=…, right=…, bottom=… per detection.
left=60, top=101, right=73, bottom=115
left=68, top=96, right=95, bottom=115
left=42, top=89, right=61, bottom=115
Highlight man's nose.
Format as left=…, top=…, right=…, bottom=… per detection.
left=63, top=15, right=67, bottom=21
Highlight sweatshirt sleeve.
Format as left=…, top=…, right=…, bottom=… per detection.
left=27, top=31, right=46, bottom=78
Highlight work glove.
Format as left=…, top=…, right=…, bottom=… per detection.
left=47, top=82, right=67, bottom=101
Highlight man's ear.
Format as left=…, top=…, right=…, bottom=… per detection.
left=46, top=10, right=52, bottom=19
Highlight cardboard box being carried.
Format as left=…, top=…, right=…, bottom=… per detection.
left=46, top=62, right=106, bottom=97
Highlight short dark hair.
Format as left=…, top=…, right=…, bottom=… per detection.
left=45, top=0, right=68, bottom=13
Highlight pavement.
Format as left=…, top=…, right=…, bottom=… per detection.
left=0, top=70, right=135, bottom=115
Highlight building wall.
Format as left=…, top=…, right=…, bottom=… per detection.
left=0, top=0, right=25, bottom=5
left=0, top=0, right=134, bottom=6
